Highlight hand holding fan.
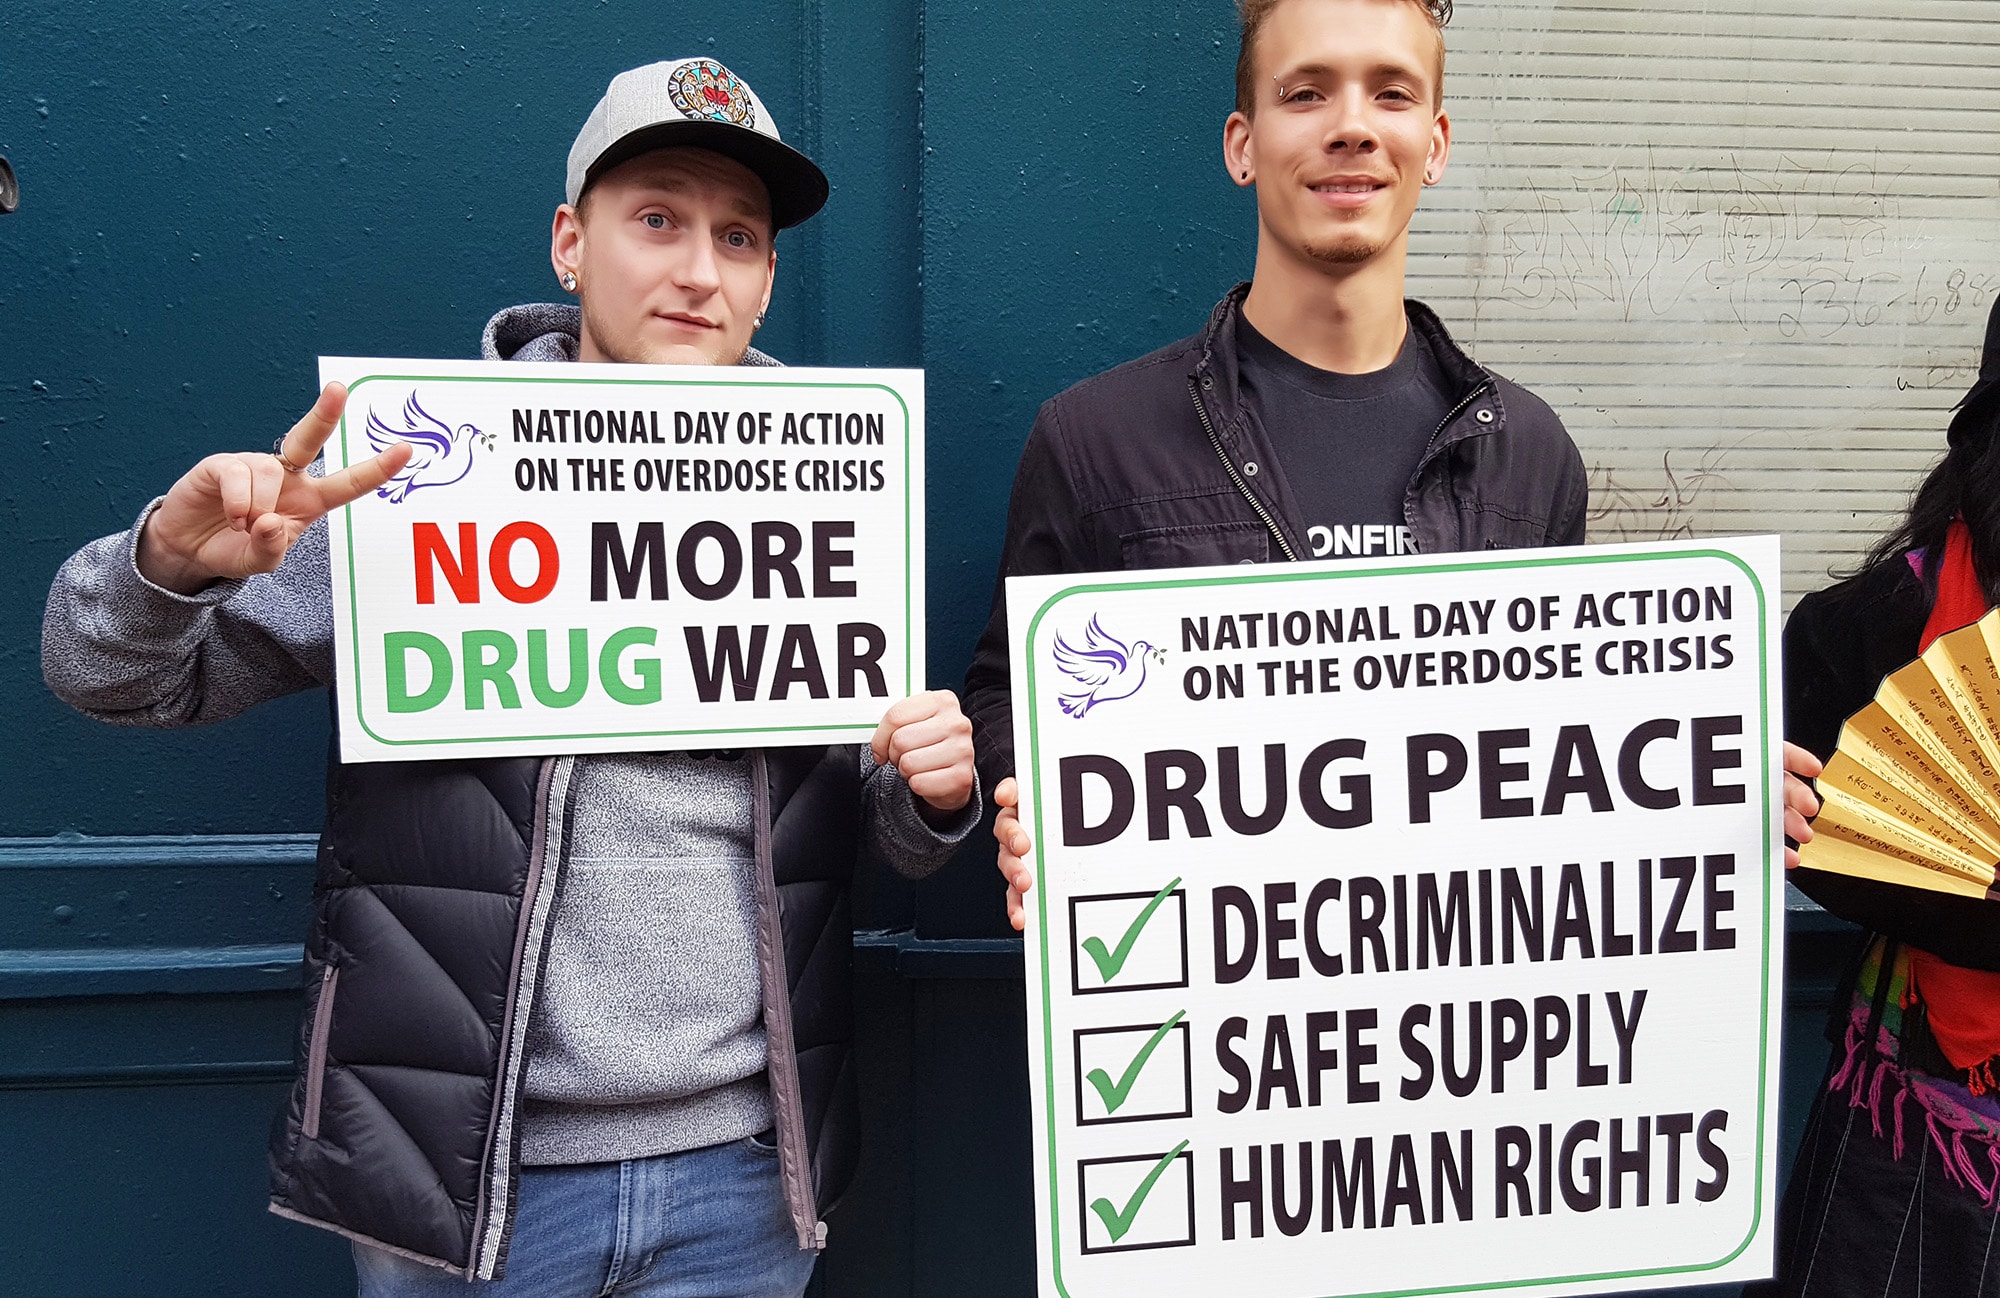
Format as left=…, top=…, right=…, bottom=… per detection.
left=1799, top=607, right=2000, bottom=900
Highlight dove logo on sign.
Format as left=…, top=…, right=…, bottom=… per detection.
left=1052, top=615, right=1165, bottom=718
left=366, top=392, right=495, bottom=503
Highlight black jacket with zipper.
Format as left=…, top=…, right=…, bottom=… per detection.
left=267, top=744, right=869, bottom=1279
left=964, top=285, right=1590, bottom=790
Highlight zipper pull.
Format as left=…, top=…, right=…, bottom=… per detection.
left=814, top=1220, right=829, bottom=1250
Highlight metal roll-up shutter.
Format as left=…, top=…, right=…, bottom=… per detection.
left=1410, top=0, right=2000, bottom=605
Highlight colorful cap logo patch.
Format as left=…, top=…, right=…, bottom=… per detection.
left=668, top=60, right=757, bottom=128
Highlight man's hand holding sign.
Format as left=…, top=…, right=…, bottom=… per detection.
left=996, top=776, right=1035, bottom=931
left=873, top=689, right=977, bottom=823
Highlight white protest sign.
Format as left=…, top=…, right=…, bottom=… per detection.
left=318, top=357, right=922, bottom=762
left=1007, top=538, right=1784, bottom=1298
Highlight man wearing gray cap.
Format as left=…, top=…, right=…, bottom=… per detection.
left=42, top=58, right=976, bottom=1297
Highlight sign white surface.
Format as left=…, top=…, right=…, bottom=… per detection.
left=1007, top=538, right=1784, bottom=1298
left=319, top=357, right=922, bottom=762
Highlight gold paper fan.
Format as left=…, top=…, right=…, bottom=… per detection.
left=1799, top=606, right=2000, bottom=901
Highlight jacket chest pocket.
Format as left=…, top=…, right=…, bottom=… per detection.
left=303, top=962, right=339, bottom=1140
left=1119, top=520, right=1272, bottom=569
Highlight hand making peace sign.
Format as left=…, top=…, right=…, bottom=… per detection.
left=136, top=383, right=414, bottom=595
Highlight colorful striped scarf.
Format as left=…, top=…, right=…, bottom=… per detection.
left=1832, top=938, right=2000, bottom=1204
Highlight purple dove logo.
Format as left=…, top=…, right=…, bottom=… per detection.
left=365, top=392, right=494, bottom=503
left=1051, top=615, right=1165, bottom=718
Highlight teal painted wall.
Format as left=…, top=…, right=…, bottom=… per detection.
left=1, top=0, right=926, bottom=837
left=1, top=3, right=1852, bottom=1295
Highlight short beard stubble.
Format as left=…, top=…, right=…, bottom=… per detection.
left=1301, top=231, right=1386, bottom=266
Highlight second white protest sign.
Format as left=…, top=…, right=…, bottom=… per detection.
left=1007, top=537, right=1784, bottom=1298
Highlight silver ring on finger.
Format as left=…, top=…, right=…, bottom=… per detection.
left=271, top=438, right=310, bottom=474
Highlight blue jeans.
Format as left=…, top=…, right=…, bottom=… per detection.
left=353, top=1135, right=816, bottom=1297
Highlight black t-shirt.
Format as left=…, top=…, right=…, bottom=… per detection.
left=1235, top=307, right=1453, bottom=559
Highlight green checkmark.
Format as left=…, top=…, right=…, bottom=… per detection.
left=1079, top=877, right=1183, bottom=985
left=1089, top=1140, right=1191, bottom=1243
left=1085, top=1010, right=1186, bottom=1115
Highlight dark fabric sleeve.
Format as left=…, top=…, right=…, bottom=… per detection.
left=1784, top=568, right=2000, bottom=970
left=1782, top=573, right=1919, bottom=762
left=1546, top=421, right=1589, bottom=547
left=858, top=749, right=982, bottom=880
left=963, top=401, right=1098, bottom=795
left=42, top=500, right=333, bottom=727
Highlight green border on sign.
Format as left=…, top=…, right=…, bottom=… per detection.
left=335, top=372, right=917, bottom=748
left=1020, top=547, right=1776, bottom=1298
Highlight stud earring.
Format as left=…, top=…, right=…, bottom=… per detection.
left=560, top=272, right=578, bottom=292
left=754, top=312, right=766, bottom=329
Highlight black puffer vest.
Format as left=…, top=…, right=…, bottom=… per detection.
left=267, top=744, right=859, bottom=1278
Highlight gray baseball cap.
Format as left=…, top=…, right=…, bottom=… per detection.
left=566, top=58, right=829, bottom=229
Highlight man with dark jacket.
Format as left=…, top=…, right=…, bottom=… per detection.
left=43, top=60, right=977, bottom=1297
left=962, top=0, right=1588, bottom=925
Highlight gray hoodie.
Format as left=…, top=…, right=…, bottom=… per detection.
left=42, top=304, right=974, bottom=1165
